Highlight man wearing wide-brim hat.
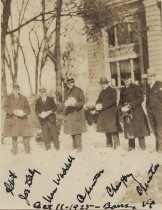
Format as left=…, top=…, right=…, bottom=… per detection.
left=146, top=69, right=162, bottom=153
left=3, top=83, right=32, bottom=155
left=63, top=77, right=87, bottom=152
left=119, top=73, right=150, bottom=151
left=35, top=87, right=59, bottom=151
left=94, top=77, right=122, bottom=149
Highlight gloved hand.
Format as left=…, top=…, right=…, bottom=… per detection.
left=39, top=111, right=48, bottom=119
left=65, top=97, right=77, bottom=107
left=95, top=103, right=103, bottom=111
left=121, top=105, right=131, bottom=113
left=13, top=109, right=26, bottom=117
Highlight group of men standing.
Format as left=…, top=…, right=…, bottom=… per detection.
left=2, top=70, right=162, bottom=155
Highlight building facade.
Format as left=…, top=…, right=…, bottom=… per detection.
left=86, top=0, right=162, bottom=103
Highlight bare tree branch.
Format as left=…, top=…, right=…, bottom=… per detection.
left=19, top=44, right=34, bottom=95
left=47, top=50, right=56, bottom=64
left=6, top=10, right=55, bottom=34
left=29, top=28, right=37, bottom=57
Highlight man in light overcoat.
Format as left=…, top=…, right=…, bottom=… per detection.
left=64, top=78, right=87, bottom=152
left=3, top=83, right=32, bottom=155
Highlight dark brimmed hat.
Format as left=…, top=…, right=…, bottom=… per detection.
left=12, top=83, right=20, bottom=89
left=39, top=87, right=46, bottom=92
left=122, top=73, right=131, bottom=80
left=67, top=78, right=75, bottom=84
left=99, top=77, right=109, bottom=84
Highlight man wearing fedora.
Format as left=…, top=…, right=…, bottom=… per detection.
left=119, top=73, right=150, bottom=151
left=35, top=87, right=60, bottom=151
left=146, top=70, right=162, bottom=153
left=3, top=83, right=32, bottom=155
left=63, top=78, right=87, bottom=152
left=95, top=77, right=121, bottom=149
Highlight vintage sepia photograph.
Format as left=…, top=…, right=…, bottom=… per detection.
left=0, top=0, right=162, bottom=209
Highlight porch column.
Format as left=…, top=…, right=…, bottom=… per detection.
left=143, top=0, right=162, bottom=80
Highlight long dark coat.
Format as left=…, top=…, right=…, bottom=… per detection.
left=96, top=86, right=121, bottom=133
left=3, top=94, right=32, bottom=137
left=119, top=83, right=150, bottom=139
left=64, top=85, right=87, bottom=135
left=35, top=96, right=57, bottom=126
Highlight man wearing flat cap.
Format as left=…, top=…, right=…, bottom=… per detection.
left=35, top=87, right=59, bottom=151
left=95, top=77, right=121, bottom=149
left=3, top=83, right=32, bottom=155
left=64, top=77, right=87, bottom=152
left=119, top=73, right=150, bottom=151
left=146, top=69, right=162, bottom=153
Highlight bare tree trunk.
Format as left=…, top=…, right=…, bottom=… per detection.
left=55, top=0, right=63, bottom=103
left=20, top=45, right=34, bottom=96
left=39, top=0, right=48, bottom=87
left=1, top=0, right=12, bottom=98
left=35, top=58, right=39, bottom=96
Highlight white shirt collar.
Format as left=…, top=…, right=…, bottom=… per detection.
left=150, top=80, right=156, bottom=88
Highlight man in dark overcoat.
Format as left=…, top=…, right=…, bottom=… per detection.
left=35, top=87, right=59, bottom=151
left=95, top=77, right=121, bottom=149
left=119, top=73, right=150, bottom=151
left=64, top=78, right=87, bottom=152
left=146, top=70, right=162, bottom=153
left=3, top=83, right=32, bottom=155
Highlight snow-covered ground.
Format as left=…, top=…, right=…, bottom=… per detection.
left=0, top=125, right=162, bottom=210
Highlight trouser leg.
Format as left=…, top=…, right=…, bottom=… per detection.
left=147, top=110, right=156, bottom=136
left=12, top=136, right=18, bottom=155
left=48, top=122, right=60, bottom=150
left=154, top=111, right=162, bottom=152
left=72, top=135, right=77, bottom=149
left=105, top=133, right=113, bottom=147
left=128, top=138, right=135, bottom=150
left=72, top=134, right=82, bottom=151
left=23, top=136, right=30, bottom=154
left=113, top=132, right=120, bottom=149
left=41, top=123, right=51, bottom=150
left=138, top=137, right=146, bottom=150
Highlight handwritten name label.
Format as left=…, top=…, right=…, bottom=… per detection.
left=106, top=163, right=160, bottom=198
left=77, top=169, right=104, bottom=203
left=2, top=158, right=160, bottom=210
left=18, top=168, right=41, bottom=206
left=34, top=155, right=75, bottom=209
left=4, top=170, right=17, bottom=196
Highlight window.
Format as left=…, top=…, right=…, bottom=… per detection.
left=110, top=58, right=141, bottom=87
left=108, top=22, right=138, bottom=47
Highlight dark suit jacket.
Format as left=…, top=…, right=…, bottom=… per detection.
left=146, top=81, right=162, bottom=110
left=35, top=96, right=57, bottom=125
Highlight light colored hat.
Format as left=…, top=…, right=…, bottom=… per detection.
left=147, top=68, right=155, bottom=77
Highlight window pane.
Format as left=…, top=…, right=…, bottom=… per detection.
left=107, top=26, right=115, bottom=47
left=130, top=22, right=138, bottom=43
left=117, top=23, right=130, bottom=45
left=133, top=58, right=141, bottom=82
left=110, top=62, right=118, bottom=86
